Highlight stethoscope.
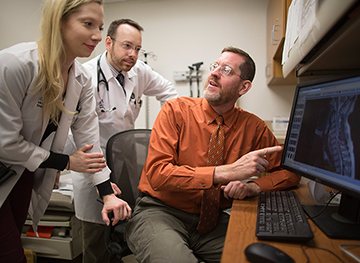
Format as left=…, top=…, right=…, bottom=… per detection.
left=97, top=55, right=142, bottom=112
left=97, top=55, right=116, bottom=112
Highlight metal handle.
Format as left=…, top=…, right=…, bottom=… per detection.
left=265, top=63, right=271, bottom=78
left=271, top=24, right=280, bottom=45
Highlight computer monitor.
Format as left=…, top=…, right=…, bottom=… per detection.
left=281, top=74, right=360, bottom=239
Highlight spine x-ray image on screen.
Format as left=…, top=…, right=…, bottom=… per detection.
left=295, top=95, right=360, bottom=180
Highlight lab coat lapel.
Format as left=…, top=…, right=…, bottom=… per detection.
left=124, top=70, right=136, bottom=102
left=57, top=65, right=82, bottom=151
left=30, top=64, right=83, bottom=230
left=46, top=63, right=82, bottom=154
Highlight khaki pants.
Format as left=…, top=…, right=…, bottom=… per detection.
left=125, top=195, right=229, bottom=263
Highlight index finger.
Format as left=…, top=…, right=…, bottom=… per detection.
left=101, top=210, right=111, bottom=226
left=111, top=209, right=120, bottom=226
left=87, top=152, right=105, bottom=158
left=253, top=146, right=282, bottom=157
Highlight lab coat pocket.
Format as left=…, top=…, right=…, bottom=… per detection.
left=71, top=112, right=78, bottom=126
left=70, top=102, right=81, bottom=125
left=128, top=99, right=142, bottom=120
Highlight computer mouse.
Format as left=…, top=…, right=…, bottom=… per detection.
left=244, top=242, right=295, bottom=263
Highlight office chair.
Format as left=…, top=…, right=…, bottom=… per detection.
left=105, top=129, right=152, bottom=261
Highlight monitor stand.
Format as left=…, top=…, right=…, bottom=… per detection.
left=303, top=205, right=360, bottom=239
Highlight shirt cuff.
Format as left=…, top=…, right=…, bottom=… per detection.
left=96, top=179, right=114, bottom=197
left=39, top=151, right=69, bottom=171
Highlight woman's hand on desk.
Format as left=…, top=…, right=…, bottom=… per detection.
left=221, top=181, right=261, bottom=200
left=68, top=144, right=107, bottom=173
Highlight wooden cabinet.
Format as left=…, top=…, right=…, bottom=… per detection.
left=281, top=0, right=359, bottom=80
left=266, top=0, right=297, bottom=85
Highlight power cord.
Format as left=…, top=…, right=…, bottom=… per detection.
left=300, top=244, right=345, bottom=263
left=307, top=191, right=341, bottom=220
left=301, top=191, right=352, bottom=263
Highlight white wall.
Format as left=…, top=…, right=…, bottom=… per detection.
left=0, top=0, right=296, bottom=129
left=0, top=0, right=43, bottom=47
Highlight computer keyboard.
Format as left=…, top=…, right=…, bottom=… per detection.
left=256, top=191, right=314, bottom=242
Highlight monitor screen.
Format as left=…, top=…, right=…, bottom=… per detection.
left=281, top=74, right=360, bottom=239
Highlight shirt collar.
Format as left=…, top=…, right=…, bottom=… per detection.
left=202, top=98, right=239, bottom=127
left=105, top=51, right=123, bottom=79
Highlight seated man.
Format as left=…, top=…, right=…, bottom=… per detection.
left=125, top=46, right=300, bottom=263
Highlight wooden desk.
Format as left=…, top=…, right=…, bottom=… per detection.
left=221, top=184, right=360, bottom=262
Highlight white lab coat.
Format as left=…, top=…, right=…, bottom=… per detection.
left=0, top=42, right=110, bottom=229
left=71, top=51, right=178, bottom=224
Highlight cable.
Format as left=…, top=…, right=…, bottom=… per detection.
left=301, top=244, right=345, bottom=263
left=339, top=244, right=360, bottom=262
left=307, top=191, right=341, bottom=219
left=301, top=192, right=357, bottom=262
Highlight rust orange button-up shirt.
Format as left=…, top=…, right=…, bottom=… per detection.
left=138, top=97, right=300, bottom=214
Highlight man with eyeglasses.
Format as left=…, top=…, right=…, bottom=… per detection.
left=66, top=19, right=178, bottom=263
left=125, top=47, right=300, bottom=263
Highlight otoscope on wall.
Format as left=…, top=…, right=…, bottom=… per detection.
left=192, top=62, right=203, bottom=97
left=188, top=66, right=194, bottom=97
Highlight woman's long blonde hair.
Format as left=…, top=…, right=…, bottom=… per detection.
left=35, top=0, right=103, bottom=124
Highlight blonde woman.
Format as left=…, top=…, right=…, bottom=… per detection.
left=0, top=0, right=131, bottom=261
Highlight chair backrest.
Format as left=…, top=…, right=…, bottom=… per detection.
left=106, top=129, right=151, bottom=208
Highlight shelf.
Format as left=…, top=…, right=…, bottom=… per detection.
left=297, top=3, right=360, bottom=77
left=282, top=0, right=359, bottom=78
left=25, top=219, right=71, bottom=227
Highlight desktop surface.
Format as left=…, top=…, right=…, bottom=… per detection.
left=221, top=184, right=360, bottom=263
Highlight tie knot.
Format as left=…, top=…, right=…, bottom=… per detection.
left=215, top=115, right=224, bottom=125
left=116, top=72, right=126, bottom=95
left=116, top=72, right=125, bottom=87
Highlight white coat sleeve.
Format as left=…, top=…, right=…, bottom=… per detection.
left=0, top=51, right=49, bottom=171
left=140, top=62, right=179, bottom=104
left=70, top=68, right=110, bottom=186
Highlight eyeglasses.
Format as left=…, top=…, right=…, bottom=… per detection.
left=110, top=37, right=142, bottom=53
left=209, top=62, right=242, bottom=79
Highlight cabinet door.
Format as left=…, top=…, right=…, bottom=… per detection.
left=267, top=0, right=284, bottom=58
left=266, top=0, right=297, bottom=85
